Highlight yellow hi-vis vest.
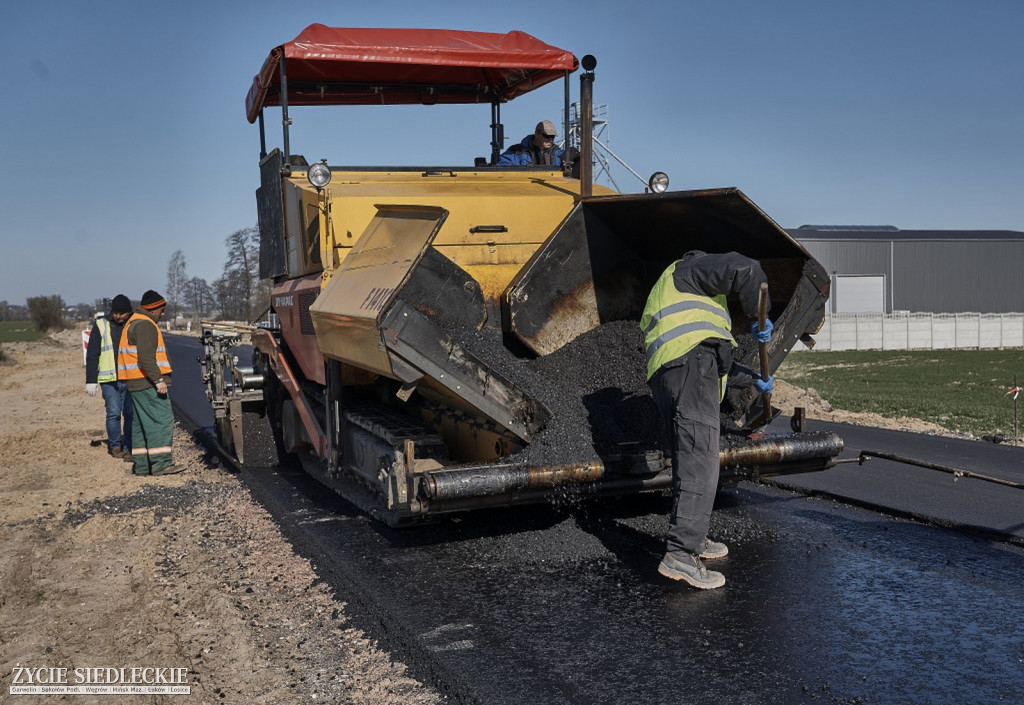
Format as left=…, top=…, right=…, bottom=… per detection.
left=117, top=313, right=172, bottom=381
left=641, top=267, right=737, bottom=397
left=94, top=314, right=118, bottom=383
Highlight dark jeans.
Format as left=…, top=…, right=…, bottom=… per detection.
left=649, top=348, right=721, bottom=556
left=100, top=381, right=133, bottom=452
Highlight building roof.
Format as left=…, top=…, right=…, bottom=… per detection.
left=787, top=226, right=1024, bottom=241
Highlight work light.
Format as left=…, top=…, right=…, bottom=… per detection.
left=308, top=160, right=332, bottom=189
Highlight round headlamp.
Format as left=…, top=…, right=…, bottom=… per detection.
left=648, top=172, right=669, bottom=194
left=308, top=160, right=332, bottom=189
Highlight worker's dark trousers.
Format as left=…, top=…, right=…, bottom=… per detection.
left=650, top=351, right=721, bottom=557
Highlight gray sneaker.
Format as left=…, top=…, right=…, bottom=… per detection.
left=699, top=538, right=729, bottom=560
left=658, top=552, right=726, bottom=589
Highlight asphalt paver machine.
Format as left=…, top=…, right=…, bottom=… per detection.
left=202, top=24, right=842, bottom=525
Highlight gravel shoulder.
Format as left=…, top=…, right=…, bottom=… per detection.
left=0, top=330, right=442, bottom=704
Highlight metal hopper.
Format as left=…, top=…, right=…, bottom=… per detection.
left=309, top=204, right=551, bottom=445
left=506, top=187, right=831, bottom=378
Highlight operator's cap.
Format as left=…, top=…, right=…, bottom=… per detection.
left=140, top=290, right=166, bottom=311
left=110, top=294, right=132, bottom=314
left=535, top=120, right=557, bottom=138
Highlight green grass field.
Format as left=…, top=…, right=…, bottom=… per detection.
left=0, top=321, right=46, bottom=343
left=778, top=349, right=1024, bottom=439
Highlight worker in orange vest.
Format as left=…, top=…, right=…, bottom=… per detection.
left=118, top=290, right=180, bottom=476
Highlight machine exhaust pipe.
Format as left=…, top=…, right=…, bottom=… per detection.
left=578, top=55, right=596, bottom=197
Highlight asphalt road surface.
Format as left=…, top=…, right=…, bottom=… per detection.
left=166, top=334, right=1024, bottom=704
left=770, top=420, right=1024, bottom=542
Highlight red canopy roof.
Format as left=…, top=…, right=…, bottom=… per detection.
left=245, top=25, right=578, bottom=123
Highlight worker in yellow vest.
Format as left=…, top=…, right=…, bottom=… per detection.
left=85, top=294, right=134, bottom=459
left=641, top=251, right=774, bottom=589
left=118, top=290, right=180, bottom=476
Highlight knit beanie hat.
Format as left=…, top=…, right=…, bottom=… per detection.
left=110, top=294, right=132, bottom=314
left=140, top=290, right=167, bottom=311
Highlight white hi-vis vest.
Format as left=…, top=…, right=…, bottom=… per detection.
left=94, top=314, right=118, bottom=383
left=641, top=267, right=737, bottom=397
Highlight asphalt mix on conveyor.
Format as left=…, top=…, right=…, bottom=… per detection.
left=445, top=319, right=661, bottom=465
left=447, top=318, right=765, bottom=467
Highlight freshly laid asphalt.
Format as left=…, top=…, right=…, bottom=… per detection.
left=166, top=335, right=1024, bottom=704
left=763, top=417, right=1024, bottom=542
left=238, top=462, right=1024, bottom=705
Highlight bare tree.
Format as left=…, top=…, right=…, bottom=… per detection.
left=185, top=276, right=214, bottom=320
left=166, top=249, right=187, bottom=323
left=216, top=226, right=269, bottom=322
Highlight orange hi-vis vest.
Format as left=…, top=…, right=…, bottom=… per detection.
left=117, top=313, right=172, bottom=381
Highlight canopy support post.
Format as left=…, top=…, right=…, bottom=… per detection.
left=490, top=101, right=503, bottom=165
left=279, top=57, right=291, bottom=161
left=562, top=71, right=573, bottom=177
left=258, top=110, right=267, bottom=160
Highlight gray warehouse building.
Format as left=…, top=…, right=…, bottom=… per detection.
left=787, top=226, right=1024, bottom=314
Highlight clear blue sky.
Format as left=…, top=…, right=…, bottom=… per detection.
left=2, top=0, right=1021, bottom=306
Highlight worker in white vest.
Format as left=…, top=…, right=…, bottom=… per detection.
left=85, top=294, right=134, bottom=460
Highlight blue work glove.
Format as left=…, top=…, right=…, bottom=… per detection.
left=755, top=376, right=774, bottom=394
left=752, top=318, right=773, bottom=344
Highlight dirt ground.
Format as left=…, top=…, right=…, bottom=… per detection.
left=0, top=330, right=999, bottom=703
left=771, top=378, right=964, bottom=436
left=0, top=330, right=442, bottom=704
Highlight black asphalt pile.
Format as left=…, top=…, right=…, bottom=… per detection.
left=62, top=481, right=229, bottom=527
left=448, top=320, right=665, bottom=466
left=520, top=320, right=662, bottom=465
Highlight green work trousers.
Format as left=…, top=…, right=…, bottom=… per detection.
left=129, top=387, right=173, bottom=474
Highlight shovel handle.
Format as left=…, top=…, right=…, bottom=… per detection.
left=756, top=282, right=772, bottom=424
left=757, top=282, right=770, bottom=381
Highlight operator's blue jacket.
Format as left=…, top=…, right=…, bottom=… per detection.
left=497, top=134, right=567, bottom=166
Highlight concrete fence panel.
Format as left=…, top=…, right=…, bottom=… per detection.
left=796, top=312, right=1024, bottom=351
left=881, top=316, right=908, bottom=350
left=907, top=314, right=933, bottom=349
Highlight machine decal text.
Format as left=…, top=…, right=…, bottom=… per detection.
left=361, top=287, right=394, bottom=312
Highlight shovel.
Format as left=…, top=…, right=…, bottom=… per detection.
left=755, top=282, right=774, bottom=428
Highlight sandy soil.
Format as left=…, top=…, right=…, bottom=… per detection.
left=0, top=329, right=1002, bottom=703
left=770, top=379, right=967, bottom=437
left=0, top=330, right=442, bottom=704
